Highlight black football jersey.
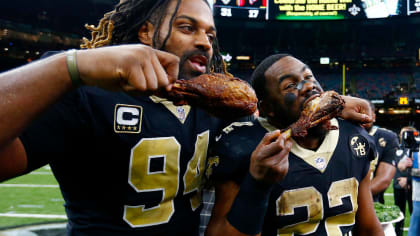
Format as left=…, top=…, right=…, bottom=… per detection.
left=209, top=118, right=376, bottom=236
left=20, top=86, right=228, bottom=235
left=368, top=126, right=398, bottom=173
left=368, top=126, right=398, bottom=202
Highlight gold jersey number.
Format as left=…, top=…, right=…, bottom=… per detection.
left=123, top=131, right=209, bottom=227
left=277, top=178, right=358, bottom=236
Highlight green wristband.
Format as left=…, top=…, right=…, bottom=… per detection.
left=65, top=49, right=83, bottom=87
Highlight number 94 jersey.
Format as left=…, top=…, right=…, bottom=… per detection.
left=209, top=118, right=376, bottom=236
left=20, top=87, right=227, bottom=236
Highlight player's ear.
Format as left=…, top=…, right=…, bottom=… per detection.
left=138, top=21, right=154, bottom=46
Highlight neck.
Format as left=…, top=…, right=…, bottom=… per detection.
left=266, top=116, right=327, bottom=151
left=294, top=126, right=327, bottom=151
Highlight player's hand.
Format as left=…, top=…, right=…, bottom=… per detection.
left=75, top=44, right=179, bottom=92
left=397, top=177, right=407, bottom=189
left=398, top=156, right=413, bottom=171
left=249, top=130, right=292, bottom=184
left=339, top=96, right=373, bottom=127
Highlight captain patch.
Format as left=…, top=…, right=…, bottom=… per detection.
left=114, top=104, right=143, bottom=134
left=349, top=135, right=370, bottom=159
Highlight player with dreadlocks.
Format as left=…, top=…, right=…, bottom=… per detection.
left=0, top=0, right=235, bottom=235
left=80, top=0, right=225, bottom=74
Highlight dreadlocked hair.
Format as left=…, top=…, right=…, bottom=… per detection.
left=80, top=0, right=227, bottom=74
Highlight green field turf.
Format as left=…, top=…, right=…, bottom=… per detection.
left=0, top=166, right=413, bottom=235
left=0, top=166, right=66, bottom=229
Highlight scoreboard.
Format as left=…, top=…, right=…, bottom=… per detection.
left=213, top=0, right=420, bottom=20
left=213, top=0, right=268, bottom=20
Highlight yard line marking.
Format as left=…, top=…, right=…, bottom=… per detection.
left=0, top=184, right=59, bottom=188
left=30, top=172, right=53, bottom=175
left=0, top=213, right=67, bottom=219
left=17, top=205, right=44, bottom=208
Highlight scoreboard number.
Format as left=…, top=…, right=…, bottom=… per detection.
left=221, top=8, right=232, bottom=17
left=248, top=9, right=259, bottom=18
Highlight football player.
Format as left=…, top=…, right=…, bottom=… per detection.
left=0, top=0, right=226, bottom=235
left=0, top=1, right=376, bottom=235
left=205, top=54, right=384, bottom=236
left=365, top=101, right=398, bottom=203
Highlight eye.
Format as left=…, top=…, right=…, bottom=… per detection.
left=284, top=82, right=297, bottom=90
left=207, top=34, right=215, bottom=43
left=304, top=75, right=314, bottom=80
left=178, top=24, right=194, bottom=32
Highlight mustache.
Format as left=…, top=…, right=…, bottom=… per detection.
left=179, top=49, right=210, bottom=66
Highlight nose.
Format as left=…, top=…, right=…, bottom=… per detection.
left=195, top=30, right=212, bottom=52
left=298, top=80, right=317, bottom=96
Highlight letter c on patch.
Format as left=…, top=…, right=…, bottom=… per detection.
left=117, top=107, right=139, bottom=126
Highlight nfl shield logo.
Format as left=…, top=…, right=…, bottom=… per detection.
left=315, top=157, right=326, bottom=170
left=176, top=107, right=186, bottom=121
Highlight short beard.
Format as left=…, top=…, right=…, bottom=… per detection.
left=178, top=49, right=210, bottom=80
left=306, top=124, right=328, bottom=138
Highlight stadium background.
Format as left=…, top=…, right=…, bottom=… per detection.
left=0, top=0, right=419, bottom=235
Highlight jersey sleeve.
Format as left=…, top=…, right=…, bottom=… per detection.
left=207, top=123, right=257, bottom=185
left=380, top=130, right=399, bottom=165
left=364, top=129, right=378, bottom=178
left=20, top=88, right=90, bottom=172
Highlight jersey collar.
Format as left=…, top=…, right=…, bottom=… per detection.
left=149, top=96, right=191, bottom=124
left=258, top=117, right=340, bottom=173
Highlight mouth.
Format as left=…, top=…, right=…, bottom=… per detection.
left=188, top=55, right=208, bottom=74
left=302, top=93, right=321, bottom=110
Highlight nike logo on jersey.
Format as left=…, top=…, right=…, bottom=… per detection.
left=114, top=104, right=143, bottom=134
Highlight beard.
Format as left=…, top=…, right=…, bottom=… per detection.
left=178, top=49, right=210, bottom=80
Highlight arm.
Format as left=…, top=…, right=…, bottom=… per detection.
left=397, top=156, right=413, bottom=172
left=0, top=45, right=179, bottom=181
left=339, top=96, right=373, bottom=126
left=353, top=170, right=384, bottom=236
left=396, top=177, right=407, bottom=189
left=205, top=181, right=251, bottom=236
left=206, top=131, right=292, bottom=236
left=371, top=162, right=396, bottom=195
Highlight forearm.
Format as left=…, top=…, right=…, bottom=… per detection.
left=371, top=163, right=396, bottom=195
left=371, top=177, right=393, bottom=195
left=355, top=170, right=385, bottom=236
left=0, top=52, right=73, bottom=147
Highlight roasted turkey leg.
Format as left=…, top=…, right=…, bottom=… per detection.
left=282, top=91, right=345, bottom=139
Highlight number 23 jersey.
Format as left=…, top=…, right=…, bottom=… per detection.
left=209, top=118, right=376, bottom=236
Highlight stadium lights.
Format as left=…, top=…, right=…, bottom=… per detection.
left=236, top=56, right=251, bottom=61
left=320, top=57, right=330, bottom=64
left=388, top=108, right=411, bottom=114
left=371, top=99, right=384, bottom=104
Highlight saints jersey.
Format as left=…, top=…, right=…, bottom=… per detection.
left=368, top=126, right=399, bottom=202
left=20, top=86, right=229, bottom=235
left=209, top=118, right=376, bottom=236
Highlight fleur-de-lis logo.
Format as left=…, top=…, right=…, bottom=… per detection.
left=348, top=4, right=360, bottom=16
